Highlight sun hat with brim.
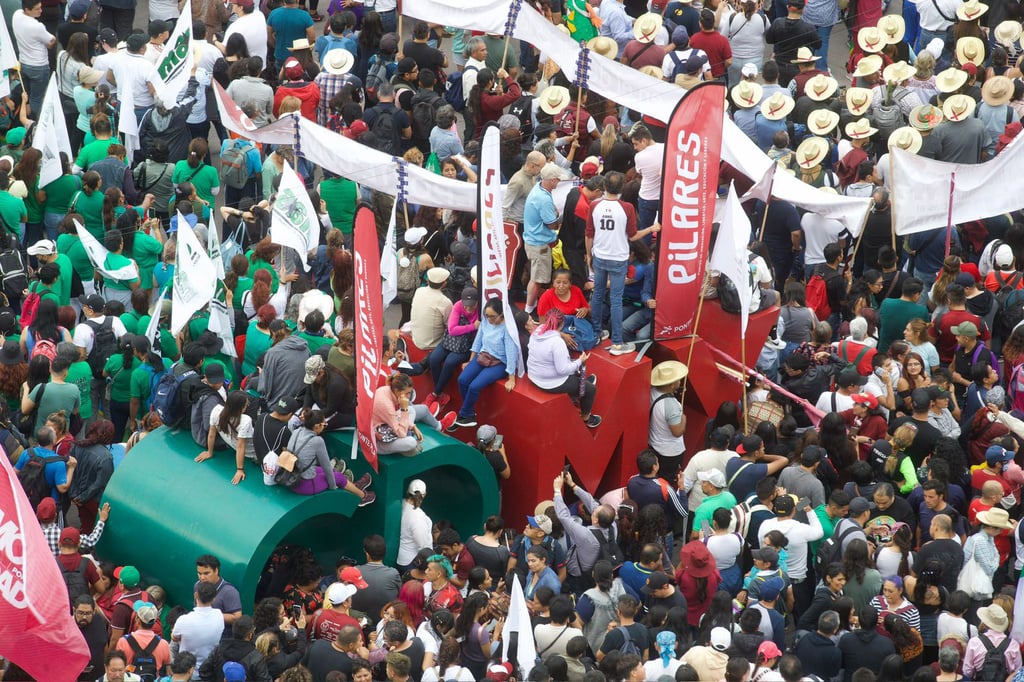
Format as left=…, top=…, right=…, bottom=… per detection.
left=977, top=507, right=1015, bottom=529
left=678, top=541, right=717, bottom=578
left=633, top=12, right=664, bottom=43
left=853, top=54, right=883, bottom=78
left=983, top=75, right=1014, bottom=106
left=956, top=0, right=988, bottom=21
left=943, top=93, right=976, bottom=122
left=845, top=118, right=878, bottom=139
left=288, top=38, right=313, bottom=51
left=995, top=20, right=1023, bottom=47
left=805, top=74, right=838, bottom=101
left=790, top=46, right=817, bottom=64
left=587, top=35, right=619, bottom=60
left=796, top=136, right=829, bottom=168
left=935, top=67, right=968, bottom=93
left=323, top=48, right=355, bottom=75
left=846, top=86, right=873, bottom=116
left=888, top=126, right=923, bottom=154
left=857, top=26, right=885, bottom=54
left=638, top=65, right=664, bottom=80
left=978, top=604, right=1009, bottom=632
left=539, top=85, right=571, bottom=115
left=651, top=360, right=688, bottom=386
left=731, top=80, right=763, bottom=109
left=956, top=36, right=985, bottom=66
left=877, top=15, right=906, bottom=44
left=807, top=109, right=839, bottom=136
left=78, top=66, right=103, bottom=88
left=882, top=60, right=915, bottom=84
left=760, top=93, right=794, bottom=120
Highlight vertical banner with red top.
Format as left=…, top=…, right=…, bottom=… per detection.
left=0, top=455, right=90, bottom=681
left=653, top=82, right=725, bottom=341
left=353, top=205, right=383, bottom=471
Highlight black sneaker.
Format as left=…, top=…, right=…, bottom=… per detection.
left=587, top=374, right=598, bottom=388
left=448, top=415, right=477, bottom=432
left=358, top=491, right=376, bottom=507
left=585, top=414, right=602, bottom=428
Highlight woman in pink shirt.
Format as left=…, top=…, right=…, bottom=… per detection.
left=372, top=373, right=455, bottom=456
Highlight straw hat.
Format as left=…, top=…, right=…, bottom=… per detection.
left=633, top=12, right=663, bottom=44
left=845, top=118, right=878, bottom=139
left=820, top=186, right=838, bottom=194
left=587, top=35, right=619, bottom=60
left=796, top=136, right=829, bottom=168
left=288, top=38, right=313, bottom=51
left=935, top=67, right=968, bottom=93
left=760, top=92, right=795, bottom=120
left=731, top=80, right=763, bottom=109
left=539, top=85, right=571, bottom=115
left=956, top=36, right=985, bottom=66
left=883, top=61, right=915, bottom=84
left=807, top=108, right=840, bottom=136
left=877, top=15, right=906, bottom=44
left=853, top=54, right=883, bottom=78
left=943, top=93, right=977, bottom=122
left=651, top=361, right=688, bottom=386
left=909, top=104, right=943, bottom=130
left=639, top=65, right=664, bottom=80
left=887, top=126, right=922, bottom=154
left=790, top=46, right=817, bottom=64
left=846, top=86, right=873, bottom=116
left=983, top=75, right=1014, bottom=106
left=977, top=507, right=1015, bottom=529
left=857, top=26, right=885, bottom=54
left=995, top=20, right=1023, bottom=47
left=956, top=0, right=988, bottom=21
left=805, top=74, right=838, bottom=101
left=323, top=48, right=354, bottom=75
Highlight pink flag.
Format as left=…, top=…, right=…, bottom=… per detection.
left=0, top=454, right=90, bottom=680
left=741, top=162, right=776, bottom=204
left=353, top=206, right=384, bottom=472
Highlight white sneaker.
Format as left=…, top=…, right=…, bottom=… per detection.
left=600, top=330, right=610, bottom=342
left=609, top=342, right=636, bottom=356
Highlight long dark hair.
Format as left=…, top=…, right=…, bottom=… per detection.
left=118, top=334, right=135, bottom=371
left=30, top=299, right=61, bottom=341
left=467, top=68, right=494, bottom=117
left=131, top=335, right=163, bottom=373
left=452, top=592, right=488, bottom=640
left=219, top=391, right=248, bottom=439
left=842, top=539, right=871, bottom=583
left=359, top=12, right=384, bottom=53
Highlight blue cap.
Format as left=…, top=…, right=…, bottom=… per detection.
left=222, top=662, right=246, bottom=682
left=986, top=445, right=1014, bottom=465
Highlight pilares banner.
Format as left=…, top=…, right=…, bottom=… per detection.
left=353, top=205, right=383, bottom=472
left=150, top=0, right=195, bottom=109
left=653, top=82, right=724, bottom=341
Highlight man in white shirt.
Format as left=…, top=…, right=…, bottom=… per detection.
left=171, top=581, right=224, bottom=677
left=814, top=367, right=867, bottom=414
left=92, top=29, right=123, bottom=96
left=913, top=0, right=960, bottom=55
left=758, top=493, right=824, bottom=616
left=682, top=427, right=738, bottom=510
left=73, top=294, right=129, bottom=357
left=223, top=0, right=268, bottom=72
left=13, top=0, right=57, bottom=119
left=367, top=0, right=398, bottom=33
left=109, top=33, right=158, bottom=119
left=461, top=37, right=488, bottom=140
left=533, top=595, right=583, bottom=658
left=629, top=124, right=664, bottom=233
left=801, top=211, right=846, bottom=280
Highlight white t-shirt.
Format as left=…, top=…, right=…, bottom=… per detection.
left=815, top=391, right=855, bottom=414
left=171, top=606, right=225, bottom=672
left=749, top=253, right=772, bottom=312
left=649, top=388, right=685, bottom=458
left=421, top=667, right=474, bottom=682
left=937, top=612, right=977, bottom=645
left=644, top=659, right=684, bottom=679
left=149, top=0, right=180, bottom=20
left=72, top=315, right=129, bottom=355
left=874, top=545, right=913, bottom=577
left=262, top=452, right=279, bottom=485
left=758, top=515, right=824, bottom=581
left=589, top=197, right=633, bottom=262
left=112, top=52, right=157, bottom=108
left=705, top=532, right=743, bottom=569
left=224, top=11, right=269, bottom=72
left=683, top=448, right=738, bottom=509
left=13, top=10, right=54, bottom=67
left=210, top=404, right=256, bottom=460
left=92, top=50, right=120, bottom=94
left=634, top=143, right=664, bottom=201
left=802, top=213, right=846, bottom=266
left=397, top=501, right=434, bottom=565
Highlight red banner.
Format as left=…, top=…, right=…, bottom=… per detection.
left=0, top=455, right=89, bottom=680
left=654, top=82, right=725, bottom=340
left=353, top=206, right=383, bottom=471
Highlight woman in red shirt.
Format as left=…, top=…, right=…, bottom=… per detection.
left=467, top=68, right=522, bottom=140
left=840, top=393, right=889, bottom=461
left=538, top=269, right=589, bottom=318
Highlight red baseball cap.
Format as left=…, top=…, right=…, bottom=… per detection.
left=340, top=566, right=368, bottom=589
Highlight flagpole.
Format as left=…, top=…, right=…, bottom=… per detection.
left=756, top=195, right=772, bottom=242
left=680, top=271, right=710, bottom=399
left=740, top=334, right=749, bottom=435
left=848, top=208, right=871, bottom=269
left=944, top=171, right=956, bottom=257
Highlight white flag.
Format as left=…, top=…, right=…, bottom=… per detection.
left=208, top=297, right=237, bottom=358
left=741, top=162, right=776, bottom=204
left=208, top=221, right=226, bottom=280
left=74, top=220, right=139, bottom=281
left=271, top=161, right=320, bottom=268
left=32, top=75, right=73, bottom=187
left=172, top=212, right=217, bottom=334
left=119, top=72, right=139, bottom=163
left=381, top=201, right=398, bottom=306
left=709, top=183, right=753, bottom=337
left=0, top=11, right=16, bottom=99
left=501, top=576, right=535, bottom=679
left=149, top=0, right=195, bottom=109
left=145, top=286, right=168, bottom=357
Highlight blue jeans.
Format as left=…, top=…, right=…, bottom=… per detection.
left=917, top=28, right=946, bottom=62
left=378, top=8, right=397, bottom=33
left=457, top=357, right=508, bottom=418
left=623, top=307, right=652, bottom=342
left=815, top=25, right=833, bottom=72
left=904, top=0, right=922, bottom=51
left=43, top=212, right=62, bottom=241
left=428, top=344, right=471, bottom=395
left=590, top=256, right=629, bottom=345
left=637, top=197, right=660, bottom=235
left=20, top=64, right=49, bottom=120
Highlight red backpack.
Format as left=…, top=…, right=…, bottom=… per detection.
left=805, top=271, right=832, bottom=320
left=116, top=591, right=164, bottom=637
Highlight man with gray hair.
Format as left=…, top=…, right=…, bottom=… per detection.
left=793, top=610, right=842, bottom=679
left=553, top=471, right=619, bottom=596
left=462, top=37, right=488, bottom=139
left=832, top=317, right=876, bottom=376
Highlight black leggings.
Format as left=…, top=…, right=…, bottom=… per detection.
left=540, top=373, right=596, bottom=417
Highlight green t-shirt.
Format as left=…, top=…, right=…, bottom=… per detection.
left=187, top=312, right=210, bottom=343
left=65, top=360, right=93, bottom=419
left=172, top=161, right=219, bottom=220
left=28, top=280, right=59, bottom=305
left=57, top=233, right=94, bottom=281
left=319, top=177, right=357, bottom=234
left=75, top=138, right=114, bottom=171
left=129, top=359, right=172, bottom=406
left=246, top=252, right=279, bottom=293
left=693, top=491, right=738, bottom=529
left=297, top=330, right=333, bottom=354
left=327, top=347, right=354, bottom=384
left=21, top=178, right=43, bottom=224
left=132, top=230, right=163, bottom=291
left=136, top=316, right=179, bottom=360
left=102, top=253, right=139, bottom=289
left=120, top=310, right=143, bottom=335
left=69, top=190, right=106, bottom=239
left=809, top=505, right=839, bottom=557
left=0, top=191, right=26, bottom=236
left=232, top=276, right=254, bottom=311
left=28, top=381, right=80, bottom=433
left=53, top=253, right=73, bottom=306
left=42, top=174, right=82, bottom=215
left=242, top=322, right=273, bottom=376
left=103, top=354, right=139, bottom=403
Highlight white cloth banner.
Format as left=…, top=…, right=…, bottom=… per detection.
left=150, top=0, right=195, bottom=108
left=501, top=577, right=536, bottom=679
left=403, top=0, right=871, bottom=231
left=0, top=11, right=16, bottom=99
left=32, top=75, right=73, bottom=187
left=208, top=298, right=237, bottom=358
left=381, top=201, right=398, bottom=306
left=271, top=160, right=320, bottom=267
left=119, top=74, right=139, bottom=163
left=74, top=220, right=138, bottom=280
left=144, top=286, right=167, bottom=357
left=172, top=213, right=217, bottom=334
left=208, top=221, right=226, bottom=280
left=710, top=184, right=753, bottom=337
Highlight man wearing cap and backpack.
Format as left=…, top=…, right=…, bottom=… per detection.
left=116, top=601, right=171, bottom=680
left=108, top=566, right=161, bottom=650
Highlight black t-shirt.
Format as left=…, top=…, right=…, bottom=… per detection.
left=465, top=536, right=510, bottom=582
left=913, top=538, right=964, bottom=594
left=869, top=496, right=917, bottom=532
left=302, top=639, right=353, bottom=681
left=395, top=638, right=426, bottom=682
left=647, top=588, right=688, bottom=613
left=58, top=22, right=98, bottom=52
left=401, top=41, right=446, bottom=72
left=889, top=416, right=941, bottom=468
left=599, top=622, right=652, bottom=655
left=253, top=414, right=292, bottom=459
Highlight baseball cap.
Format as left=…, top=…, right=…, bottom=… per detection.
left=222, top=662, right=247, bottom=682
left=304, top=354, right=325, bottom=385
left=69, top=3, right=92, bottom=22
left=340, top=566, right=369, bottom=589
left=736, top=435, right=763, bottom=455
left=911, top=387, right=933, bottom=411
left=697, top=469, right=727, bottom=488
left=837, top=367, right=868, bottom=387
left=671, top=26, right=689, bottom=47
left=927, top=385, right=950, bottom=401
left=870, top=439, right=892, bottom=462
left=461, top=287, right=478, bottom=306
left=996, top=243, right=1015, bottom=267
left=326, top=581, right=359, bottom=605
left=851, top=393, right=879, bottom=409
left=397, top=57, right=418, bottom=75
left=951, top=321, right=980, bottom=337
left=126, top=32, right=149, bottom=52
left=955, top=272, right=976, bottom=287
left=710, top=626, right=731, bottom=651
left=134, top=600, right=159, bottom=624
left=379, top=32, right=399, bottom=53
left=787, top=353, right=810, bottom=371
left=751, top=546, right=779, bottom=565
left=758, top=640, right=783, bottom=659
left=118, top=565, right=141, bottom=587
left=283, top=57, right=305, bottom=80
left=758, top=576, right=785, bottom=601
left=274, top=397, right=299, bottom=414
left=36, top=496, right=57, bottom=522
left=27, top=239, right=56, bottom=256
left=642, top=572, right=673, bottom=593
left=204, top=362, right=226, bottom=383
left=986, top=444, right=1014, bottom=464
left=527, top=513, right=553, bottom=534
left=99, top=27, right=118, bottom=46
left=773, top=494, right=796, bottom=515
left=742, top=62, right=759, bottom=78
left=849, top=497, right=876, bottom=516
left=407, top=479, right=427, bottom=496
left=476, top=424, right=497, bottom=443
left=59, top=527, right=81, bottom=546
left=78, top=293, right=106, bottom=311
left=4, top=127, right=25, bottom=146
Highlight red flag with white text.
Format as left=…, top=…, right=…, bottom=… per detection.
left=0, top=454, right=90, bottom=680
left=653, top=82, right=725, bottom=340
left=353, top=205, right=384, bottom=472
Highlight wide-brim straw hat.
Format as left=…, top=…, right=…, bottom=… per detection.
left=760, top=93, right=794, bottom=120
left=539, top=85, right=571, bottom=115
left=853, top=54, right=883, bottom=78
left=883, top=60, right=915, bottom=84
left=807, top=108, right=840, bottom=136
left=935, top=67, right=968, bottom=93
left=845, top=118, right=878, bottom=139
left=846, top=86, right=873, bottom=116
left=983, top=75, right=1014, bottom=106
left=943, top=93, right=977, bottom=122
left=805, top=74, right=838, bottom=101
left=323, top=48, right=354, bottom=75
left=956, top=36, right=985, bottom=66
left=288, top=38, right=313, bottom=51
left=977, top=507, right=1015, bottom=529
left=731, top=80, right=763, bottom=109
left=877, top=15, right=906, bottom=44
left=633, top=12, right=663, bottom=44
left=651, top=360, right=689, bottom=386
left=956, top=0, right=988, bottom=21
left=978, top=604, right=1009, bottom=632
left=909, top=104, right=944, bottom=131
left=587, top=35, right=619, bottom=60
left=639, top=65, right=664, bottom=80
left=790, top=46, right=817, bottom=64
left=995, top=20, right=1023, bottom=47
left=888, top=126, right=923, bottom=154
left=796, top=136, right=829, bottom=168
left=857, top=26, right=885, bottom=54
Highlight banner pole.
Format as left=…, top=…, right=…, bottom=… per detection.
left=848, top=208, right=871, bottom=267
left=501, top=37, right=511, bottom=71
left=944, top=171, right=956, bottom=257
left=680, top=270, right=710, bottom=399
left=756, top=196, right=772, bottom=242
left=889, top=150, right=897, bottom=252
left=740, top=335, right=749, bottom=435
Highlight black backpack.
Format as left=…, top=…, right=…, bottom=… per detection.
left=62, top=557, right=91, bottom=603
left=814, top=521, right=861, bottom=578
left=85, top=318, right=118, bottom=379
left=718, top=252, right=758, bottom=314
left=994, top=270, right=1024, bottom=334
left=590, top=527, right=625, bottom=567
left=508, top=93, right=535, bottom=140
left=410, top=89, right=441, bottom=145
left=980, top=634, right=1010, bottom=682
left=0, top=234, right=27, bottom=303
left=370, top=105, right=399, bottom=155
left=125, top=633, right=161, bottom=682
left=615, top=625, right=642, bottom=656
left=17, top=448, right=62, bottom=510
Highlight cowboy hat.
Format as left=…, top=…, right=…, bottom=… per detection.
left=323, top=48, right=354, bottom=75
left=587, top=35, right=619, bottom=60
left=632, top=12, right=663, bottom=44
left=942, top=93, right=976, bottom=122
left=852, top=54, right=883, bottom=78
left=995, top=20, right=1023, bottom=47
left=288, top=38, right=313, bottom=51
left=796, top=136, right=829, bottom=168
left=845, top=118, right=878, bottom=140
left=857, top=26, right=885, bottom=54
left=651, top=360, right=688, bottom=386
left=977, top=507, right=1015, bottom=529
left=935, top=67, right=968, bottom=93
left=983, top=75, right=1014, bottom=106
left=807, top=108, right=840, bottom=136
left=956, top=0, right=988, bottom=21
left=846, top=86, right=873, bottom=116
left=977, top=604, right=1009, bottom=632
left=805, top=74, right=838, bottom=101
left=877, top=15, right=906, bottom=44
left=760, top=92, right=794, bottom=120
left=790, top=46, right=817, bottom=64
left=882, top=60, right=915, bottom=84
left=298, top=289, right=336, bottom=322
left=887, top=126, right=922, bottom=154
left=539, top=85, right=571, bottom=115
left=731, top=80, right=763, bottom=109
left=956, top=36, right=985, bottom=66
left=638, top=65, right=664, bottom=80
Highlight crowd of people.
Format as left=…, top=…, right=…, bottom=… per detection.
left=4, top=0, right=1024, bottom=679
